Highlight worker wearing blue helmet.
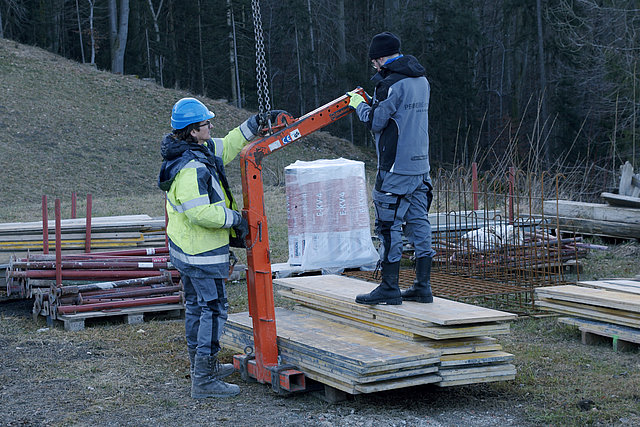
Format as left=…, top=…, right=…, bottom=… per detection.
left=158, top=97, right=285, bottom=398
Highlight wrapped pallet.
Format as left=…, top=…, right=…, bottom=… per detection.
left=285, top=158, right=379, bottom=272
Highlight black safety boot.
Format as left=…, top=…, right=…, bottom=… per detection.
left=355, top=261, right=402, bottom=305
left=191, top=354, right=240, bottom=399
left=401, top=256, right=434, bottom=303
left=188, top=347, right=234, bottom=379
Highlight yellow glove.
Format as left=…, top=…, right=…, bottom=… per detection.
left=347, top=91, right=365, bottom=109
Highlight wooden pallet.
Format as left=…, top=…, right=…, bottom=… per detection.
left=53, top=303, right=184, bottom=331
left=558, top=316, right=640, bottom=351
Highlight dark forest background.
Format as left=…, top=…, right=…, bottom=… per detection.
left=1, top=0, right=638, bottom=174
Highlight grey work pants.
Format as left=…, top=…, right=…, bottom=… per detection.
left=182, top=274, right=229, bottom=356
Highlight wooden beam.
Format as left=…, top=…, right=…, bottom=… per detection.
left=543, top=199, right=640, bottom=223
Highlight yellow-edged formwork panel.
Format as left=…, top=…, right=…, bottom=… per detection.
left=222, top=275, right=517, bottom=394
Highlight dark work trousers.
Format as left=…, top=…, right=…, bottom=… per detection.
left=373, top=179, right=436, bottom=263
left=181, top=274, right=229, bottom=356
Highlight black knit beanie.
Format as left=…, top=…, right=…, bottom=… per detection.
left=368, top=31, right=401, bottom=59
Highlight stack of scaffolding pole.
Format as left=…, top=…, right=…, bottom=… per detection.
left=6, top=246, right=182, bottom=319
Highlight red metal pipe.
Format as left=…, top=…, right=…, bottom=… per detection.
left=85, top=193, right=92, bottom=253
left=13, top=260, right=171, bottom=270
left=508, top=167, right=515, bottom=224
left=71, top=192, right=76, bottom=218
left=60, top=247, right=169, bottom=258
left=57, top=295, right=183, bottom=314
left=79, top=285, right=181, bottom=302
left=42, top=195, right=49, bottom=254
left=11, top=269, right=179, bottom=280
left=16, top=255, right=170, bottom=263
left=57, top=274, right=174, bottom=295
left=76, top=284, right=174, bottom=298
left=472, top=162, right=479, bottom=211
left=23, top=247, right=169, bottom=261
left=164, top=193, right=169, bottom=248
left=55, top=198, right=62, bottom=287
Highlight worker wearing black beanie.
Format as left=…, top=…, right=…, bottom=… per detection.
left=368, top=31, right=401, bottom=59
left=347, top=31, right=435, bottom=306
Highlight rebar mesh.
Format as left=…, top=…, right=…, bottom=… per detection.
left=347, top=166, right=586, bottom=314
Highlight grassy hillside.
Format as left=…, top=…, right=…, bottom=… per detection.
left=0, top=38, right=375, bottom=223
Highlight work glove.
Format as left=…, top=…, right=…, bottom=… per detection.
left=257, top=110, right=289, bottom=127
left=244, top=110, right=290, bottom=138
left=347, top=91, right=366, bottom=110
left=233, top=216, right=249, bottom=241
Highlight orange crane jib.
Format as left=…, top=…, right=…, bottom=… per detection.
left=234, top=88, right=367, bottom=392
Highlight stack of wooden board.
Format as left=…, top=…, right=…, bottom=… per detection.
left=534, top=279, right=640, bottom=349
left=221, top=274, right=517, bottom=394
left=534, top=281, right=640, bottom=328
left=222, top=308, right=441, bottom=394
left=0, top=215, right=166, bottom=252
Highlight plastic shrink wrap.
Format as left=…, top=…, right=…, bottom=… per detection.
left=285, top=158, right=379, bottom=272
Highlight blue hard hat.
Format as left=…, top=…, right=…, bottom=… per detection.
left=171, top=98, right=215, bottom=129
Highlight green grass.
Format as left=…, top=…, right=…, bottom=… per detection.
left=497, top=317, right=640, bottom=425
left=0, top=38, right=375, bottom=216
left=579, top=239, right=640, bottom=280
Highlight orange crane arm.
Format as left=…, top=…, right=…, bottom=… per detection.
left=236, top=88, right=367, bottom=388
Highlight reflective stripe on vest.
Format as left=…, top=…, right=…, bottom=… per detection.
left=223, top=207, right=236, bottom=227
left=167, top=195, right=210, bottom=213
left=239, top=120, right=255, bottom=141
left=170, top=246, right=229, bottom=265
left=212, top=138, right=224, bottom=157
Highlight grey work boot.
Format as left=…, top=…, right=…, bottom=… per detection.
left=355, top=261, right=402, bottom=305
left=188, top=347, right=197, bottom=378
left=401, top=256, right=434, bottom=303
left=191, top=354, right=240, bottom=399
left=189, top=347, right=234, bottom=379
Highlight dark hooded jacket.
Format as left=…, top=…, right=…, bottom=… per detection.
left=157, top=130, right=248, bottom=278
left=355, top=54, right=430, bottom=178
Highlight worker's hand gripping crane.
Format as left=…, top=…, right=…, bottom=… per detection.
left=234, top=88, right=368, bottom=393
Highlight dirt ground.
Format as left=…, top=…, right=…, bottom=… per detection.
left=0, top=298, right=535, bottom=427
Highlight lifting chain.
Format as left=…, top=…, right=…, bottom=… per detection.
left=251, top=0, right=271, bottom=114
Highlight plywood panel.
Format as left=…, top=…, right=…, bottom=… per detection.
left=226, top=309, right=439, bottom=374
left=578, top=279, right=640, bottom=296
left=279, top=289, right=511, bottom=340
left=274, top=274, right=516, bottom=325
left=535, top=285, right=640, bottom=313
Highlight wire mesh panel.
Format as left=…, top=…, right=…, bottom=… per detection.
left=348, top=166, right=587, bottom=314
